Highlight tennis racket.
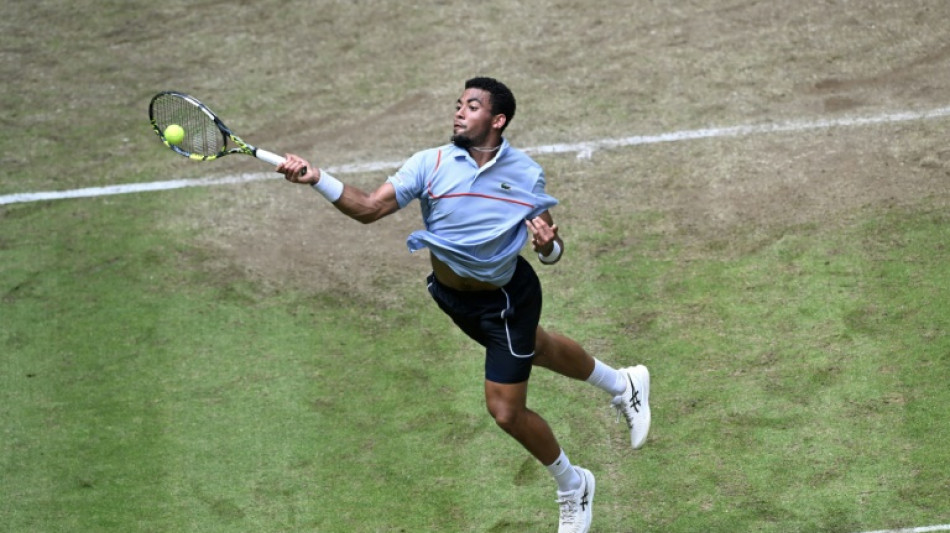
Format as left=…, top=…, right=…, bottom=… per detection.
left=148, top=90, right=302, bottom=172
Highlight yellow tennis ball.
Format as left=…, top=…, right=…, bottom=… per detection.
left=164, top=124, right=185, bottom=146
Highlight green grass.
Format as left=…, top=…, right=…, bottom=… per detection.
left=4, top=0, right=950, bottom=531
left=588, top=207, right=950, bottom=532
left=0, top=192, right=474, bottom=531
left=3, top=189, right=949, bottom=532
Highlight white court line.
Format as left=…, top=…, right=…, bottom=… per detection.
left=3, top=106, right=950, bottom=206
left=858, top=526, right=950, bottom=533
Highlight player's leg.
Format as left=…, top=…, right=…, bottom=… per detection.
left=484, top=379, right=561, bottom=465
left=531, top=326, right=598, bottom=381
left=484, top=379, right=595, bottom=533
left=532, top=325, right=652, bottom=450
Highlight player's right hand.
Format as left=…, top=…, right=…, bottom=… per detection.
left=278, top=153, right=318, bottom=185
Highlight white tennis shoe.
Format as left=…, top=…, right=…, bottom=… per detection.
left=612, top=365, right=651, bottom=449
left=556, top=467, right=595, bottom=533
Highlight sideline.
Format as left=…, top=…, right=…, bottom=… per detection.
left=3, top=106, right=950, bottom=206
left=858, top=526, right=950, bottom=533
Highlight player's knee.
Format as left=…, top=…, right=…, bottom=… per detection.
left=487, top=401, right=523, bottom=433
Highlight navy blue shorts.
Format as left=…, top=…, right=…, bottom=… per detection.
left=426, top=256, right=542, bottom=384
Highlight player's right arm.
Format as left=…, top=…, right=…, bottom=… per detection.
left=278, top=153, right=399, bottom=224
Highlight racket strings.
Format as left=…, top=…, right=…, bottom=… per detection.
left=151, top=94, right=224, bottom=157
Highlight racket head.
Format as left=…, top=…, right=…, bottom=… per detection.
left=149, top=91, right=235, bottom=161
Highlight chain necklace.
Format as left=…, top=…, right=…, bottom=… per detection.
left=471, top=144, right=501, bottom=153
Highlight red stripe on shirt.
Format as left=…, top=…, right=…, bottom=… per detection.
left=426, top=181, right=536, bottom=208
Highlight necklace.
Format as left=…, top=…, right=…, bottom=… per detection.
left=471, top=144, right=501, bottom=153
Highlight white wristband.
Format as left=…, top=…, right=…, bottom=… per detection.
left=538, top=240, right=562, bottom=264
left=311, top=170, right=344, bottom=202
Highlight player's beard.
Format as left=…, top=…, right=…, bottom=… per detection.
left=451, top=134, right=473, bottom=149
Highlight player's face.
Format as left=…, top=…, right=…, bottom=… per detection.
left=451, top=88, right=498, bottom=147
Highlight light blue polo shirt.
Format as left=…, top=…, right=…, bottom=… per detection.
left=387, top=139, right=558, bottom=285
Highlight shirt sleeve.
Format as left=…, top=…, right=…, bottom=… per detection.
left=528, top=169, right=559, bottom=219
left=386, top=149, right=432, bottom=209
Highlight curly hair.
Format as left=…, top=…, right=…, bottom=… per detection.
left=465, top=77, right=516, bottom=132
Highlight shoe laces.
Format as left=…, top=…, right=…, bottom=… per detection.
left=611, top=396, right=634, bottom=428
left=557, top=496, right=579, bottom=524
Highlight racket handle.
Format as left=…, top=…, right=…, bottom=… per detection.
left=255, top=148, right=285, bottom=166
left=257, top=148, right=307, bottom=176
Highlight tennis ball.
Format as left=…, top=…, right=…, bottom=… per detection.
left=164, top=124, right=185, bottom=146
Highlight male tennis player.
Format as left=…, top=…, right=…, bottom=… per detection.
left=277, top=77, right=650, bottom=533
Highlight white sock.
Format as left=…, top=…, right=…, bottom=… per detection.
left=546, top=449, right=582, bottom=492
left=586, top=359, right=626, bottom=396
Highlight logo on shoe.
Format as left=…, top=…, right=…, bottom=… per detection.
left=628, top=376, right=642, bottom=412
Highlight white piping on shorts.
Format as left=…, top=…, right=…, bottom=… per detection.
left=501, top=288, right=535, bottom=358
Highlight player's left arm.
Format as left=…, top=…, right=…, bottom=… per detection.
left=526, top=211, right=564, bottom=265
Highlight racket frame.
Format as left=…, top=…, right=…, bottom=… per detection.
left=149, top=91, right=286, bottom=166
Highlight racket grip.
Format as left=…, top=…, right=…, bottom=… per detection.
left=255, top=148, right=286, bottom=166
left=257, top=148, right=307, bottom=176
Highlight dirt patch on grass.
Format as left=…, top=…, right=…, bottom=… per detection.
left=172, top=0, right=950, bottom=298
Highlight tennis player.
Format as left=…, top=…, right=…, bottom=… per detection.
left=277, top=77, right=650, bottom=533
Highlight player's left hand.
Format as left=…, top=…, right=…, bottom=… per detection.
left=526, top=216, right=559, bottom=255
